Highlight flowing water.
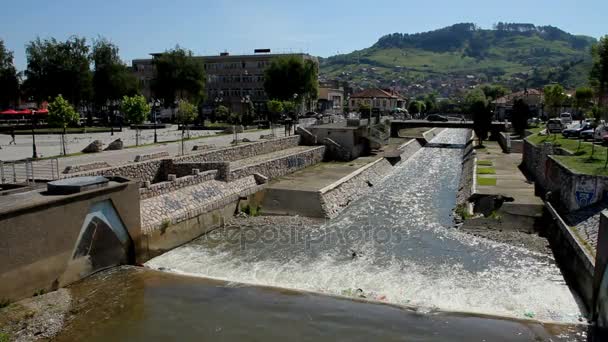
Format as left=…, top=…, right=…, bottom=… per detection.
left=147, top=129, right=581, bottom=323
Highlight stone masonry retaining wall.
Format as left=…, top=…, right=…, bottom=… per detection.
left=175, top=136, right=300, bottom=163
left=71, top=159, right=169, bottom=184
left=422, top=128, right=446, bottom=143
left=230, top=146, right=325, bottom=181
left=134, top=151, right=170, bottom=162
left=139, top=170, right=218, bottom=200
left=169, top=161, right=230, bottom=180
left=395, top=139, right=423, bottom=163
left=62, top=161, right=111, bottom=174
left=319, top=158, right=394, bottom=218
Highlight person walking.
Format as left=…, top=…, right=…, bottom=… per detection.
left=9, top=129, right=16, bottom=145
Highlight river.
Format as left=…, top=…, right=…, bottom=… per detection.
left=146, top=129, right=582, bottom=323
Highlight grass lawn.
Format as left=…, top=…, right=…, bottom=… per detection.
left=527, top=131, right=608, bottom=176
left=477, top=177, right=497, bottom=186
left=476, top=160, right=493, bottom=166
left=477, top=167, right=497, bottom=175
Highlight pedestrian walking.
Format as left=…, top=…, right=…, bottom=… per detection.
left=9, top=130, right=16, bottom=145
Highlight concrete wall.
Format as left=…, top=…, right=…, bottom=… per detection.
left=308, top=126, right=368, bottom=160
left=139, top=170, right=219, bottom=199
left=523, top=140, right=608, bottom=212
left=594, top=212, right=608, bottom=339
left=0, top=179, right=141, bottom=302
left=545, top=202, right=595, bottom=314
left=72, top=159, right=169, bottom=184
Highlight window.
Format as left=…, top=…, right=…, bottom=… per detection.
left=232, top=75, right=241, bottom=83
left=351, top=100, right=355, bottom=107
left=383, top=100, right=387, bottom=107
left=231, top=89, right=240, bottom=97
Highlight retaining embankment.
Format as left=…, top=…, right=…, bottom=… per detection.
left=545, top=202, right=595, bottom=314
left=456, top=131, right=475, bottom=207
left=523, top=140, right=608, bottom=212
left=319, top=140, right=423, bottom=218
left=421, top=128, right=446, bottom=143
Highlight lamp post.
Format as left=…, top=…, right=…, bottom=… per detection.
left=371, top=97, right=376, bottom=126
left=293, top=93, right=299, bottom=135
left=31, top=110, right=37, bottom=159
left=153, top=99, right=160, bottom=143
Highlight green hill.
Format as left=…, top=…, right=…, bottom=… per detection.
left=320, top=23, right=596, bottom=96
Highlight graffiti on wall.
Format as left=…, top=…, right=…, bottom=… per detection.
left=575, top=179, right=597, bottom=209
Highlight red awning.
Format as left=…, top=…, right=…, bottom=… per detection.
left=0, top=109, right=19, bottom=115
left=16, top=109, right=32, bottom=114
left=36, top=109, right=49, bottom=114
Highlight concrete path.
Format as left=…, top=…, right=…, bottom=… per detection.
left=1, top=127, right=287, bottom=171
left=475, top=141, right=542, bottom=207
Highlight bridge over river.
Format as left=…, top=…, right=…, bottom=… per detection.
left=390, top=120, right=509, bottom=137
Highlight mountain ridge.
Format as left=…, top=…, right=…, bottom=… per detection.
left=319, top=23, right=597, bottom=97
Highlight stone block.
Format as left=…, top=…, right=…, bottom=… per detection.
left=81, top=140, right=104, bottom=153
left=104, top=139, right=124, bottom=151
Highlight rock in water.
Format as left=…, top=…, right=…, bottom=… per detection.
left=82, top=140, right=103, bottom=153
left=104, top=138, right=123, bottom=151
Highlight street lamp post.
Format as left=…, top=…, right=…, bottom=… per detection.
left=153, top=99, right=160, bottom=143
left=293, top=93, right=299, bottom=135
left=31, top=110, right=37, bottom=159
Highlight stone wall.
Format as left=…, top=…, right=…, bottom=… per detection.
left=319, top=158, right=394, bottom=218
left=168, top=161, right=230, bottom=180
left=594, top=212, right=608, bottom=337
left=139, top=170, right=218, bottom=200
left=62, top=161, right=111, bottom=174
left=134, top=151, right=170, bottom=162
left=230, top=146, right=325, bottom=181
left=72, top=159, right=169, bottom=184
left=395, top=139, right=422, bottom=163
left=422, top=128, right=445, bottom=143
left=175, top=136, right=300, bottom=163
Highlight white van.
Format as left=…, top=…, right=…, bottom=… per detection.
left=560, top=112, right=573, bottom=125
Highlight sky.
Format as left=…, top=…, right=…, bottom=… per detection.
left=1, top=0, right=606, bottom=71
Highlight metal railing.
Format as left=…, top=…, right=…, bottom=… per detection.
left=0, top=158, right=60, bottom=184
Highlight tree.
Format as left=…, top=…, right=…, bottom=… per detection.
left=574, top=87, right=594, bottom=116
left=121, top=95, right=150, bottom=146
left=24, top=37, right=92, bottom=107
left=423, top=93, right=437, bottom=113
left=544, top=84, right=566, bottom=118
left=408, top=101, right=426, bottom=116
left=152, top=46, right=205, bottom=105
left=215, top=105, right=230, bottom=122
left=264, top=56, right=318, bottom=107
left=48, top=95, right=79, bottom=155
left=466, top=88, right=491, bottom=146
left=177, top=100, right=197, bottom=153
left=480, top=84, right=510, bottom=101
left=511, top=99, right=530, bottom=137
left=0, top=40, right=19, bottom=109
left=267, top=99, right=284, bottom=122
left=590, top=36, right=608, bottom=109
left=92, top=38, right=139, bottom=114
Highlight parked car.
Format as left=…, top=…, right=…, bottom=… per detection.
left=426, top=114, right=448, bottom=122
left=581, top=124, right=608, bottom=141
left=562, top=123, right=592, bottom=138
left=527, top=117, right=541, bottom=126
left=560, top=112, right=573, bottom=125
left=546, top=119, right=564, bottom=133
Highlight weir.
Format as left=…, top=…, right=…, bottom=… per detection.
left=147, top=129, right=582, bottom=323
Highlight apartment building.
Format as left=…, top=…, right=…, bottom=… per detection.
left=132, top=50, right=317, bottom=115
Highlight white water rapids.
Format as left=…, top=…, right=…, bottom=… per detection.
left=147, top=129, right=582, bottom=323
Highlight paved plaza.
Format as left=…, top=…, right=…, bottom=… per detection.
left=0, top=125, right=287, bottom=169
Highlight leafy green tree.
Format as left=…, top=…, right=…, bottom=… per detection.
left=264, top=56, right=318, bottom=105
left=590, top=36, right=608, bottom=108
left=423, top=93, right=437, bottom=113
left=408, top=101, right=426, bottom=116
left=92, top=38, right=139, bottom=112
left=480, top=84, right=510, bottom=101
left=358, top=103, right=371, bottom=119
left=152, top=46, right=205, bottom=105
left=48, top=95, right=80, bottom=155
left=543, top=84, right=566, bottom=118
left=0, top=40, right=19, bottom=109
left=177, top=100, right=197, bottom=152
left=121, top=95, right=150, bottom=146
left=511, top=99, right=530, bottom=136
left=466, top=88, right=491, bottom=146
left=24, top=37, right=92, bottom=106
left=574, top=87, right=594, bottom=116
left=267, top=99, right=284, bottom=123
left=215, top=105, right=230, bottom=122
